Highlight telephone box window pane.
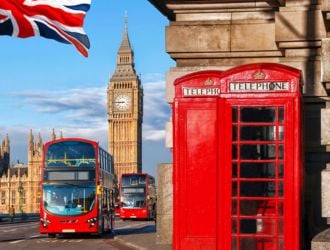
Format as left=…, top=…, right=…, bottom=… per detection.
left=279, top=239, right=284, bottom=250
left=232, top=219, right=238, bottom=233
left=239, top=200, right=259, bottom=215
left=232, top=181, right=238, bottom=196
left=256, top=218, right=278, bottom=236
left=239, top=219, right=257, bottom=233
left=240, top=107, right=276, bottom=122
left=261, top=144, right=276, bottom=159
left=256, top=239, right=283, bottom=250
left=232, top=238, right=279, bottom=250
left=239, top=145, right=259, bottom=159
left=264, top=182, right=284, bottom=197
left=238, top=238, right=257, bottom=250
left=278, top=126, right=284, bottom=141
left=279, top=219, right=284, bottom=235
left=240, top=163, right=276, bottom=179
left=232, top=107, right=238, bottom=122
left=278, top=163, right=284, bottom=178
left=278, top=144, right=284, bottom=159
left=240, top=144, right=277, bottom=159
left=278, top=200, right=284, bottom=216
left=233, top=126, right=238, bottom=141
left=240, top=126, right=276, bottom=141
left=240, top=181, right=278, bottom=197
left=278, top=182, right=284, bottom=197
left=232, top=237, right=238, bottom=250
left=233, top=145, right=238, bottom=159
left=240, top=181, right=267, bottom=197
left=232, top=200, right=238, bottom=215
left=232, top=163, right=238, bottom=178
left=278, top=107, right=284, bottom=123
left=267, top=182, right=276, bottom=196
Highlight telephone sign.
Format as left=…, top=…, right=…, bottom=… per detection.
left=173, top=63, right=302, bottom=250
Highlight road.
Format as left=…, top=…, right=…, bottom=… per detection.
left=0, top=219, right=157, bottom=250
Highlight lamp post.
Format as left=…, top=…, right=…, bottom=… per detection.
left=18, top=181, right=23, bottom=215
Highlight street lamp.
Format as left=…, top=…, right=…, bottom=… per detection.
left=18, top=181, right=24, bottom=215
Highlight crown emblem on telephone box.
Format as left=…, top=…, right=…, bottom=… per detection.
left=253, top=70, right=266, bottom=80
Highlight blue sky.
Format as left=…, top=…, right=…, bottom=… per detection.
left=0, top=1, right=174, bottom=178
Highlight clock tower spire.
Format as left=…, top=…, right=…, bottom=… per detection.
left=107, top=16, right=143, bottom=179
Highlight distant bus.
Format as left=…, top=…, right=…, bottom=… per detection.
left=119, top=173, right=156, bottom=220
left=40, top=138, right=116, bottom=237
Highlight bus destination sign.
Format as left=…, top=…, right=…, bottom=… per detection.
left=229, top=81, right=290, bottom=92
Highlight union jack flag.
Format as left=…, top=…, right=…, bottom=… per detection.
left=0, top=0, right=91, bottom=57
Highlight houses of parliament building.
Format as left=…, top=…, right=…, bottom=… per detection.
left=0, top=20, right=142, bottom=214
left=0, top=130, right=55, bottom=214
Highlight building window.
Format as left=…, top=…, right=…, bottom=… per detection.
left=12, top=191, right=16, bottom=205
left=1, top=191, right=5, bottom=205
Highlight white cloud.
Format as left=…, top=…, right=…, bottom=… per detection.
left=142, top=80, right=170, bottom=140
left=4, top=78, right=171, bottom=163
left=12, top=87, right=107, bottom=127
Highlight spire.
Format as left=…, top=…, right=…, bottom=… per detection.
left=118, top=12, right=132, bottom=53
left=51, top=129, right=56, bottom=141
left=37, top=132, right=43, bottom=147
left=29, top=129, right=33, bottom=143
left=4, top=134, right=9, bottom=148
left=60, top=131, right=63, bottom=139
left=28, top=129, right=34, bottom=151
left=110, top=13, right=137, bottom=81
left=3, top=134, right=10, bottom=155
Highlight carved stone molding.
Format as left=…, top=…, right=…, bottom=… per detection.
left=322, top=0, right=330, bottom=33
left=148, top=0, right=283, bottom=20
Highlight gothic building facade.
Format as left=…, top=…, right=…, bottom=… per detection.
left=0, top=130, right=60, bottom=214
left=0, top=135, right=9, bottom=176
left=107, top=20, right=143, bottom=179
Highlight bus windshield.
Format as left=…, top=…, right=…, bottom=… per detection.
left=122, top=175, right=146, bottom=186
left=46, top=141, right=96, bottom=168
left=120, top=175, right=147, bottom=208
left=121, top=193, right=146, bottom=208
left=43, top=184, right=96, bottom=216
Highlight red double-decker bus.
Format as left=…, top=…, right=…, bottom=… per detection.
left=40, top=138, right=116, bottom=237
left=118, top=173, right=156, bottom=220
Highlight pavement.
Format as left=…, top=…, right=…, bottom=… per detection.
left=0, top=215, right=172, bottom=249
left=113, top=223, right=172, bottom=250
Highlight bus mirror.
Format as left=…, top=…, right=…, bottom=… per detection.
left=97, top=185, right=102, bottom=196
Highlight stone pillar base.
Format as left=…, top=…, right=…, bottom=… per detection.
left=156, top=163, right=173, bottom=245
left=312, top=229, right=330, bottom=249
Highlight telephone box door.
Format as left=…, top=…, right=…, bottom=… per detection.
left=173, top=97, right=230, bottom=249
left=221, top=99, right=299, bottom=250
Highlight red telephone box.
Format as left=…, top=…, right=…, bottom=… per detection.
left=173, top=63, right=302, bottom=250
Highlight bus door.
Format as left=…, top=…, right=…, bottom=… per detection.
left=173, top=64, right=302, bottom=250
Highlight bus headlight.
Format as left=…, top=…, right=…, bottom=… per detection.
left=40, top=218, right=51, bottom=228
left=87, top=217, right=97, bottom=227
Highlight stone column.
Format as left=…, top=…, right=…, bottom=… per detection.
left=156, top=163, right=173, bottom=245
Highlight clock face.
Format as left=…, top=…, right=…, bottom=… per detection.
left=114, top=94, right=131, bottom=111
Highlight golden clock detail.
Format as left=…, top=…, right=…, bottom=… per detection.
left=114, top=94, right=131, bottom=111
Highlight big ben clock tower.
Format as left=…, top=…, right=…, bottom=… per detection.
left=107, top=18, right=143, bottom=179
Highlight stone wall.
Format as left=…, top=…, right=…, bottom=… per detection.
left=149, top=0, right=330, bottom=247
left=156, top=163, right=173, bottom=245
